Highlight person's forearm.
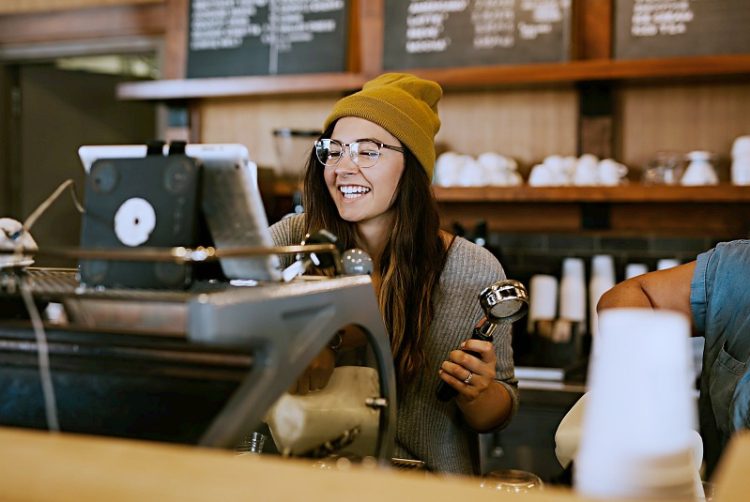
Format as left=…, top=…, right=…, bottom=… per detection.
left=457, top=381, right=513, bottom=432
left=335, top=324, right=368, bottom=351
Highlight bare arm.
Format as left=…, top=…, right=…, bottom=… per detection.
left=597, top=261, right=696, bottom=325
left=289, top=325, right=367, bottom=395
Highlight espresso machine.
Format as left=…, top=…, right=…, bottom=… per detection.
left=0, top=145, right=397, bottom=462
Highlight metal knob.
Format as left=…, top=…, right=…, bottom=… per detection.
left=341, top=248, right=373, bottom=275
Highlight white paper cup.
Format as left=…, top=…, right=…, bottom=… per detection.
left=575, top=308, right=698, bottom=499
left=529, top=274, right=558, bottom=321
left=625, top=263, right=648, bottom=279
left=657, top=258, right=680, bottom=270
left=589, top=255, right=615, bottom=337
left=559, top=258, right=586, bottom=322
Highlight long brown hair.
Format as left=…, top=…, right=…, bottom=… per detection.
left=303, top=123, right=448, bottom=382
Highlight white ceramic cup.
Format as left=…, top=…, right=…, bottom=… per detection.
left=528, top=164, right=555, bottom=186
left=731, top=135, right=750, bottom=158
left=573, top=155, right=599, bottom=186
left=681, top=151, right=718, bottom=186
left=731, top=157, right=750, bottom=185
left=598, top=159, right=628, bottom=186
left=434, top=152, right=461, bottom=186
left=457, top=157, right=484, bottom=187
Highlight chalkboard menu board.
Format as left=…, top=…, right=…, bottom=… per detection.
left=187, top=0, right=349, bottom=78
left=614, top=0, right=750, bottom=60
left=383, top=0, right=572, bottom=70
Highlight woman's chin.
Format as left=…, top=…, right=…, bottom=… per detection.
left=338, top=210, right=364, bottom=223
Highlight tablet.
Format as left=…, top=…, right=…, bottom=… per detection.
left=78, top=143, right=280, bottom=282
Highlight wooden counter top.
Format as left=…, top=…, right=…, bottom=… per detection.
left=1, top=427, right=747, bottom=500
left=0, top=427, right=576, bottom=501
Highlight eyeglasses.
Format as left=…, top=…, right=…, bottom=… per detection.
left=315, top=138, right=405, bottom=168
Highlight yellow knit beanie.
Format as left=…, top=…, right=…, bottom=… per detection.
left=323, top=73, right=442, bottom=180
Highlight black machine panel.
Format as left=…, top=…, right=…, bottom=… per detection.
left=79, top=154, right=201, bottom=289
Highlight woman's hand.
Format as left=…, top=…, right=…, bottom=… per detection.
left=289, top=346, right=335, bottom=395
left=438, top=338, right=497, bottom=403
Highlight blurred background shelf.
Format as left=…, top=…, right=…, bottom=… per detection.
left=117, top=73, right=368, bottom=100
left=263, top=182, right=750, bottom=237
left=406, top=55, right=750, bottom=90
left=115, top=55, right=750, bottom=101
left=432, top=184, right=750, bottom=203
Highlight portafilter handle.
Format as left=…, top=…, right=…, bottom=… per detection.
left=436, top=279, right=528, bottom=402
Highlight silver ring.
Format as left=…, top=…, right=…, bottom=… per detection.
left=463, top=371, right=473, bottom=385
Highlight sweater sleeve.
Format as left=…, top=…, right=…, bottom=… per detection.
left=268, top=213, right=307, bottom=268
left=439, top=238, right=519, bottom=430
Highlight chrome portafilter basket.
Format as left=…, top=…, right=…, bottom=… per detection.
left=480, top=279, right=529, bottom=324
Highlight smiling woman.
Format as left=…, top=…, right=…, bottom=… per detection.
left=268, top=73, right=519, bottom=475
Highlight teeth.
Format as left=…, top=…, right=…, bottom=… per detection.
left=339, top=185, right=371, bottom=197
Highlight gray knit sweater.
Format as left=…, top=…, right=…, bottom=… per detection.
left=269, top=214, right=519, bottom=474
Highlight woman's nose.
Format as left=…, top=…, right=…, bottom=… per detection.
left=334, top=154, right=360, bottom=174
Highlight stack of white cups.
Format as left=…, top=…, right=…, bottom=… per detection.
left=731, top=135, right=750, bottom=185
left=625, top=263, right=648, bottom=280
left=575, top=308, right=700, bottom=500
left=555, top=258, right=586, bottom=343
left=528, top=274, right=558, bottom=335
left=588, top=255, right=615, bottom=338
left=657, top=258, right=681, bottom=271
left=559, top=258, right=586, bottom=322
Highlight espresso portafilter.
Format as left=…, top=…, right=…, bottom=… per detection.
left=436, top=279, right=529, bottom=402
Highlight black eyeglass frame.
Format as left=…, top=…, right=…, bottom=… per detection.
left=314, top=138, right=405, bottom=168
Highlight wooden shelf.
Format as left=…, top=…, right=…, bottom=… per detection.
left=412, top=54, right=750, bottom=89
left=117, top=72, right=367, bottom=100
left=432, top=184, right=750, bottom=237
left=271, top=183, right=750, bottom=202
left=116, top=54, right=750, bottom=101
left=432, top=184, right=750, bottom=203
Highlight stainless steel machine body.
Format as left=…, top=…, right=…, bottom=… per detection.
left=0, top=268, right=396, bottom=461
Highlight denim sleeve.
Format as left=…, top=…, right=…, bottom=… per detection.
left=690, top=247, right=713, bottom=335
left=691, top=240, right=750, bottom=348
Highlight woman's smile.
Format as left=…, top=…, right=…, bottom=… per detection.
left=338, top=184, right=372, bottom=200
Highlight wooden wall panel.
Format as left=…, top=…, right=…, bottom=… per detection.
left=199, top=95, right=340, bottom=172
left=436, top=87, right=579, bottom=172
left=437, top=201, right=750, bottom=237
left=199, top=87, right=578, bottom=176
left=437, top=202, right=582, bottom=233
left=0, top=0, right=161, bottom=14
left=609, top=203, right=750, bottom=237
left=199, top=86, right=579, bottom=176
left=163, top=0, right=187, bottom=79
left=617, top=80, right=750, bottom=176
left=0, top=2, right=166, bottom=45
